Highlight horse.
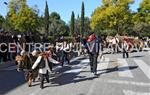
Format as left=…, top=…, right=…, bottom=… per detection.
left=116, top=36, right=146, bottom=52
left=107, top=36, right=145, bottom=51
left=15, top=54, right=38, bottom=87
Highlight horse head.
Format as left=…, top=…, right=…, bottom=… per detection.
left=15, top=55, right=24, bottom=72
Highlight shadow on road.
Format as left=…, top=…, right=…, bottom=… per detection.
left=32, top=57, right=91, bottom=88
left=98, top=66, right=138, bottom=75
left=39, top=61, right=138, bottom=88
left=0, top=70, right=26, bottom=95
left=80, top=66, right=138, bottom=77
left=131, top=55, right=144, bottom=58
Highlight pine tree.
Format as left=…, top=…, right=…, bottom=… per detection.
left=44, top=0, right=49, bottom=36
left=80, top=1, right=85, bottom=37
left=70, top=11, right=75, bottom=37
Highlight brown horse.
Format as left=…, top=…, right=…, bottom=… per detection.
left=106, top=36, right=144, bottom=52
left=15, top=54, right=38, bottom=87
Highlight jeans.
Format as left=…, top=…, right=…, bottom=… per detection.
left=60, top=50, right=69, bottom=66
left=89, top=54, right=98, bottom=73
left=123, top=48, right=129, bottom=58
left=39, top=71, right=49, bottom=89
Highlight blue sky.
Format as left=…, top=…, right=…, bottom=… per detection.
left=0, top=0, right=142, bottom=23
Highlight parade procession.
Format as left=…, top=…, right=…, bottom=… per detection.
left=0, top=0, right=150, bottom=95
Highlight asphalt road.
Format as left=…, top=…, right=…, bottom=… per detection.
left=0, top=51, right=150, bottom=95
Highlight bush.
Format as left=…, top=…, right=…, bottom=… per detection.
left=64, top=36, right=73, bottom=42
left=48, top=36, right=55, bottom=42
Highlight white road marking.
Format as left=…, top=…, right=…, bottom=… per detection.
left=64, top=59, right=89, bottom=74
left=134, top=59, right=150, bottom=79
left=87, top=76, right=150, bottom=95
left=95, top=79, right=150, bottom=87
left=143, top=48, right=150, bottom=51
left=117, top=58, right=134, bottom=78
left=65, top=57, right=110, bottom=74
left=97, top=58, right=110, bottom=75
left=70, top=55, right=85, bottom=63
left=123, top=90, right=150, bottom=95
left=87, top=58, right=110, bottom=95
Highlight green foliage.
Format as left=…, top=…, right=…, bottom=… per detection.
left=5, top=0, right=149, bottom=37
left=95, top=29, right=117, bottom=36
left=70, top=11, right=75, bottom=37
left=8, top=0, right=38, bottom=32
left=36, top=16, right=44, bottom=33
left=133, top=22, right=150, bottom=37
left=44, top=1, right=49, bottom=36
left=48, top=36, right=55, bottom=42
left=91, top=0, right=134, bottom=35
left=0, top=15, right=5, bottom=29
left=64, top=36, right=73, bottom=42
left=72, top=16, right=91, bottom=37
left=132, top=0, right=150, bottom=37
left=49, top=12, right=69, bottom=37
left=80, top=1, right=85, bottom=36
left=133, top=0, right=150, bottom=25
left=84, top=17, right=91, bottom=36
left=50, top=12, right=60, bottom=20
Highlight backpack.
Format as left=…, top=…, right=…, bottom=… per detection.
left=38, top=57, right=46, bottom=69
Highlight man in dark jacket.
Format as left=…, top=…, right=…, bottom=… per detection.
left=85, top=32, right=100, bottom=75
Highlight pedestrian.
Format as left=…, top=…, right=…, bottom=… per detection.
left=12, top=35, right=18, bottom=59
left=122, top=37, right=129, bottom=58
left=7, top=32, right=13, bottom=61
left=85, top=32, right=100, bottom=75
left=60, top=41, right=70, bottom=66
left=111, top=36, right=119, bottom=53
left=32, top=52, right=52, bottom=89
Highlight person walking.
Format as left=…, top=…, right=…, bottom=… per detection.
left=60, top=41, right=70, bottom=66
left=112, top=36, right=119, bottom=53
left=122, top=37, right=129, bottom=58
left=32, top=52, right=52, bottom=89
left=85, top=32, right=100, bottom=75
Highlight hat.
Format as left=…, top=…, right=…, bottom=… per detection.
left=86, top=34, right=96, bottom=42
left=32, top=50, right=37, bottom=56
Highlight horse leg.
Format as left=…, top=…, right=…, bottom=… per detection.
left=24, top=71, right=29, bottom=81
left=33, top=72, right=38, bottom=82
left=28, top=78, right=32, bottom=87
left=33, top=70, right=39, bottom=82
left=28, top=73, right=33, bottom=87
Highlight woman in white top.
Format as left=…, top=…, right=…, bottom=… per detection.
left=32, top=52, right=52, bottom=89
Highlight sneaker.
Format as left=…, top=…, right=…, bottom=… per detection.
left=40, top=85, right=44, bottom=89
left=47, top=80, right=50, bottom=83
left=94, top=72, right=97, bottom=76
